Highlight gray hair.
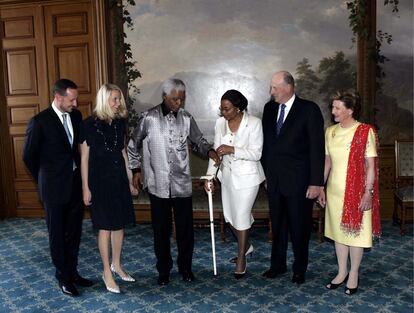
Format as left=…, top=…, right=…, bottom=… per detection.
left=161, top=78, right=186, bottom=97
left=281, top=71, right=295, bottom=88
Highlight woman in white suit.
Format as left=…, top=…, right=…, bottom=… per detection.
left=205, top=90, right=265, bottom=278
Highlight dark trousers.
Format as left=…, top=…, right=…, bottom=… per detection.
left=149, top=193, right=194, bottom=276
left=43, top=171, right=83, bottom=283
left=267, top=186, right=313, bottom=274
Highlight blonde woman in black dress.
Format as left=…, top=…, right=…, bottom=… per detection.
left=80, top=84, right=137, bottom=293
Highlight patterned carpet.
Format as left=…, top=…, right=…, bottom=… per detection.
left=0, top=218, right=412, bottom=313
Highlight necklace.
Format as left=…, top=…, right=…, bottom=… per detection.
left=95, top=119, right=118, bottom=152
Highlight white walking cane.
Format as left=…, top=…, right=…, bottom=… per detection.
left=200, top=174, right=217, bottom=276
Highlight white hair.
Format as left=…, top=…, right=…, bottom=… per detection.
left=161, top=78, right=186, bottom=96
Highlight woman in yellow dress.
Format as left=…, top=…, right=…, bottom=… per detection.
left=318, top=91, right=381, bottom=295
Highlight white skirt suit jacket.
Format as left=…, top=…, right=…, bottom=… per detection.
left=206, top=112, right=265, bottom=230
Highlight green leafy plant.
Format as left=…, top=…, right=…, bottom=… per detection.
left=346, top=0, right=399, bottom=87
left=110, top=0, right=141, bottom=131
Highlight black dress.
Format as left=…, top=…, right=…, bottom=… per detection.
left=80, top=116, right=135, bottom=230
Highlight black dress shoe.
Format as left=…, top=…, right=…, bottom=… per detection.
left=344, top=285, right=358, bottom=295
left=262, top=268, right=287, bottom=279
left=181, top=271, right=195, bottom=282
left=345, top=278, right=359, bottom=295
left=291, top=273, right=305, bottom=284
left=59, top=281, right=79, bottom=296
left=157, top=275, right=170, bottom=286
left=73, top=274, right=94, bottom=287
left=326, top=274, right=349, bottom=290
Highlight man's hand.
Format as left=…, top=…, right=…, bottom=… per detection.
left=132, top=172, right=142, bottom=191
left=306, top=185, right=322, bottom=199
left=130, top=183, right=139, bottom=196
left=316, top=189, right=326, bottom=207
left=208, top=149, right=221, bottom=167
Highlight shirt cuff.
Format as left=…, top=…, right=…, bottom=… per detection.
left=131, top=168, right=141, bottom=174
left=207, top=148, right=216, bottom=156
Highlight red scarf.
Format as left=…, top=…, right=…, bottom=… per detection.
left=341, top=123, right=381, bottom=237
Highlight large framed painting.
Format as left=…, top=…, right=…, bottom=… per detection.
left=125, top=0, right=412, bottom=173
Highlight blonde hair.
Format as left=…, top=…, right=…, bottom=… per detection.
left=94, top=84, right=128, bottom=121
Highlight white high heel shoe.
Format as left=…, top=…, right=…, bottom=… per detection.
left=229, top=244, right=254, bottom=263
left=102, top=274, right=121, bottom=294
left=110, top=263, right=136, bottom=282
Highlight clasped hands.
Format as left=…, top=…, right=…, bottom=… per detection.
left=215, top=144, right=234, bottom=157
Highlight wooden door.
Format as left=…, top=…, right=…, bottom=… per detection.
left=43, top=2, right=96, bottom=117
left=1, top=5, right=49, bottom=216
left=0, top=0, right=100, bottom=217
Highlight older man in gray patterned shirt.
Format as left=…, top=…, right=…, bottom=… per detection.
left=128, top=78, right=220, bottom=286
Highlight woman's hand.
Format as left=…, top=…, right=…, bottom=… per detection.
left=317, top=189, right=326, bottom=207
left=204, top=180, right=215, bottom=194
left=83, top=188, right=92, bottom=206
left=359, top=192, right=372, bottom=211
left=216, top=144, right=234, bottom=157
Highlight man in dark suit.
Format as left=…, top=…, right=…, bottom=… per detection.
left=261, top=71, right=324, bottom=284
left=23, top=79, right=93, bottom=296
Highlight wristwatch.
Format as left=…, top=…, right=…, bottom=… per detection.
left=366, top=188, right=374, bottom=197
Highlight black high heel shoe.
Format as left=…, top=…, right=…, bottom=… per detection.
left=326, top=274, right=349, bottom=290
left=345, top=278, right=359, bottom=295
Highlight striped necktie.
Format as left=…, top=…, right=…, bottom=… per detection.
left=276, top=104, right=286, bottom=136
